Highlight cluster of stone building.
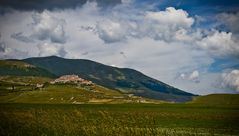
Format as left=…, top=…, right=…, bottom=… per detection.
left=50, top=75, right=94, bottom=85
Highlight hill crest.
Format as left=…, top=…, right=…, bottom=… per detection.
left=22, top=56, right=195, bottom=102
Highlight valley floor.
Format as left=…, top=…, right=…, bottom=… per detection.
left=0, top=103, right=239, bottom=136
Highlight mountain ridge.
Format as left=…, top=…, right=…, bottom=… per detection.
left=0, top=59, right=56, bottom=77
left=22, top=56, right=195, bottom=102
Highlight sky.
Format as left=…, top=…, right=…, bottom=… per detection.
left=0, top=0, right=239, bottom=95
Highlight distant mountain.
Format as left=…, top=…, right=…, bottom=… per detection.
left=22, top=56, right=195, bottom=102
left=0, top=60, right=56, bottom=77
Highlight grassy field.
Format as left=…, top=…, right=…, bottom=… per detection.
left=191, top=94, right=239, bottom=105
left=0, top=103, right=238, bottom=136
left=0, top=76, right=239, bottom=136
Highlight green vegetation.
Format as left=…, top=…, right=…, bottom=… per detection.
left=1, top=60, right=239, bottom=136
left=0, top=60, right=56, bottom=77
left=0, top=75, right=52, bottom=84
left=0, top=57, right=196, bottom=102
left=191, top=94, right=239, bottom=105
left=0, top=84, right=154, bottom=104
left=0, top=76, right=239, bottom=135
left=0, top=76, right=160, bottom=104
left=0, top=103, right=238, bottom=136
left=0, top=76, right=52, bottom=97
left=23, top=56, right=194, bottom=102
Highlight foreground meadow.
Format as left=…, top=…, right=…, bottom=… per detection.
left=0, top=103, right=238, bottom=136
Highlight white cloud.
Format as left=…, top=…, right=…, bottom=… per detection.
left=140, top=7, right=194, bottom=41
left=0, top=2, right=238, bottom=95
left=96, top=19, right=126, bottom=43
left=177, top=70, right=200, bottom=83
left=31, top=10, right=66, bottom=44
left=222, top=70, right=239, bottom=92
left=189, top=70, right=200, bottom=81
left=179, top=73, right=186, bottom=79
left=92, top=7, right=195, bottom=43
left=145, top=7, right=194, bottom=29
left=175, top=72, right=235, bottom=95
left=198, top=31, right=239, bottom=58
left=37, top=43, right=66, bottom=57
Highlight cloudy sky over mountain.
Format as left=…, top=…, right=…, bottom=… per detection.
left=0, top=0, right=239, bottom=94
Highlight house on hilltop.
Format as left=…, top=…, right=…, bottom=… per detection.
left=50, top=75, right=94, bottom=86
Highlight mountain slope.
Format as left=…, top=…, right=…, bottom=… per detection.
left=0, top=60, right=56, bottom=77
left=23, top=56, right=195, bottom=102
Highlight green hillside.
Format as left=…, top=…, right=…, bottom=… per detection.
left=191, top=94, right=239, bottom=105
left=0, top=60, right=56, bottom=77
left=23, top=56, right=195, bottom=102
left=0, top=84, right=162, bottom=104
left=0, top=76, right=162, bottom=104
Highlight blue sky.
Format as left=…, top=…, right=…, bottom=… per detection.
left=0, top=0, right=239, bottom=94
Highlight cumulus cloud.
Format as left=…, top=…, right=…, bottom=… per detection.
left=198, top=31, right=239, bottom=58
left=178, top=70, right=200, bottom=83
left=189, top=70, right=200, bottom=82
left=212, top=12, right=239, bottom=60
left=145, top=7, right=194, bottom=28
left=37, top=43, right=66, bottom=57
left=0, top=1, right=238, bottom=94
left=141, top=7, right=194, bottom=41
left=96, top=19, right=126, bottom=43
left=91, top=7, right=195, bottom=43
left=222, top=70, right=239, bottom=92
left=31, top=10, right=66, bottom=44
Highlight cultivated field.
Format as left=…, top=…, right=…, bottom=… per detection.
left=0, top=103, right=238, bottom=136
left=0, top=76, right=239, bottom=136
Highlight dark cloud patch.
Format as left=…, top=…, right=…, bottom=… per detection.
left=0, top=42, right=5, bottom=52
left=120, top=51, right=126, bottom=58
left=0, top=34, right=5, bottom=52
left=59, top=47, right=67, bottom=57
left=0, top=42, right=28, bottom=59
left=80, top=26, right=97, bottom=34
left=217, top=12, right=239, bottom=34
left=0, top=0, right=121, bottom=13
left=11, top=32, right=34, bottom=43
left=82, top=52, right=89, bottom=55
